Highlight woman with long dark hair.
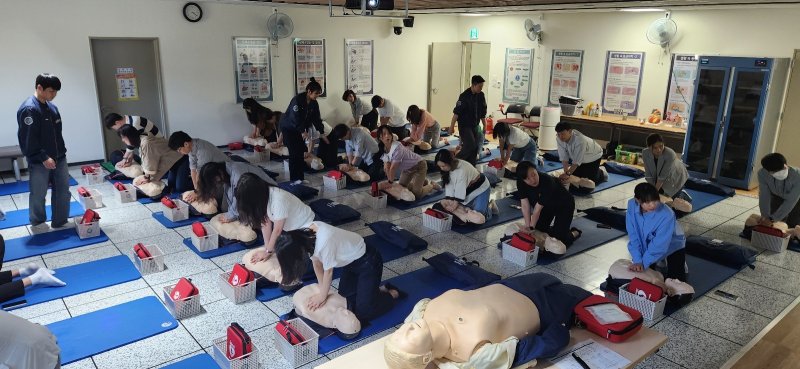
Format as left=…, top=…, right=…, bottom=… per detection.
left=406, top=105, right=441, bottom=150
left=280, top=78, right=325, bottom=183
left=377, top=125, right=437, bottom=200
left=433, top=149, right=494, bottom=225
left=196, top=161, right=276, bottom=223
left=242, top=98, right=279, bottom=142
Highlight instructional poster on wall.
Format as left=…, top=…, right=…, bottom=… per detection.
left=344, top=39, right=374, bottom=95
left=502, top=48, right=534, bottom=104
left=294, top=38, right=327, bottom=97
left=548, top=50, right=584, bottom=105
left=115, top=67, right=139, bottom=101
left=233, top=37, right=273, bottom=103
left=664, top=54, right=698, bottom=128
left=602, top=51, right=645, bottom=115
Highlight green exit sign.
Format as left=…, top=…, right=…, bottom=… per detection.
left=469, top=27, right=479, bottom=40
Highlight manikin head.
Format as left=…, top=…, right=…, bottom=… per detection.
left=555, top=122, right=573, bottom=143
left=384, top=320, right=435, bottom=369
left=634, top=182, right=661, bottom=213
left=646, top=133, right=665, bottom=158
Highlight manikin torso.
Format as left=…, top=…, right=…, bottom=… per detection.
left=423, top=284, right=541, bottom=362
left=292, top=284, right=360, bottom=335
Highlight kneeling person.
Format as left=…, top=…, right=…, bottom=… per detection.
left=517, top=161, right=581, bottom=247
left=433, top=149, right=492, bottom=225
left=758, top=152, right=800, bottom=228
left=555, top=122, right=605, bottom=186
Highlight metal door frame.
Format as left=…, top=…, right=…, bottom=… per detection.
left=683, top=65, right=732, bottom=179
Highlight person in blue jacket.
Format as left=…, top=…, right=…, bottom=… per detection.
left=16, top=74, right=71, bottom=233
left=280, top=78, right=325, bottom=183
left=626, top=182, right=687, bottom=280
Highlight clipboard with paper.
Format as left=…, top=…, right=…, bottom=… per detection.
left=546, top=339, right=631, bottom=369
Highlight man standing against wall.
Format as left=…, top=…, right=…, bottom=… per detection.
left=448, top=75, right=487, bottom=166
left=17, top=74, right=71, bottom=233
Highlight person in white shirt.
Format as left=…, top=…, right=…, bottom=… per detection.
left=433, top=149, right=495, bottom=225
left=274, top=223, right=403, bottom=323
left=104, top=112, right=161, bottom=167
left=372, top=95, right=408, bottom=140
left=493, top=122, right=538, bottom=165
left=331, top=124, right=385, bottom=180
left=234, top=173, right=315, bottom=269
left=555, top=122, right=605, bottom=184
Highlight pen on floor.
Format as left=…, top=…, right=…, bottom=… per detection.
left=572, top=352, right=591, bottom=369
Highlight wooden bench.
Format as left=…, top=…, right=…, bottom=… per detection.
left=0, top=145, right=24, bottom=180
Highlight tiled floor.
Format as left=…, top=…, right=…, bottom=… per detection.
left=1, top=157, right=791, bottom=369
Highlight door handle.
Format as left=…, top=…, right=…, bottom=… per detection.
left=432, top=88, right=439, bottom=94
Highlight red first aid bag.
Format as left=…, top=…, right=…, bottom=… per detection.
left=77, top=187, right=91, bottom=197
left=424, top=208, right=448, bottom=219
left=509, top=232, right=536, bottom=252
left=275, top=320, right=305, bottom=345
left=228, top=142, right=244, bottom=150
left=228, top=264, right=254, bottom=286
left=226, top=322, right=253, bottom=359
left=192, top=222, right=207, bottom=237
left=488, top=159, right=504, bottom=169
left=627, top=278, right=664, bottom=302
left=753, top=225, right=786, bottom=237
left=114, top=182, right=127, bottom=191
left=81, top=209, right=100, bottom=224
left=81, top=165, right=96, bottom=174
left=161, top=197, right=177, bottom=209
left=133, top=243, right=151, bottom=259
left=254, top=145, right=265, bottom=152
left=326, top=170, right=344, bottom=180
left=574, top=295, right=643, bottom=343
left=170, top=277, right=198, bottom=301
left=371, top=182, right=380, bottom=197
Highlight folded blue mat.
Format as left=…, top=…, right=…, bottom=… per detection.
left=3, top=228, right=110, bottom=262
left=48, top=296, right=178, bottom=365
left=387, top=189, right=446, bottom=210
left=0, top=176, right=78, bottom=196
left=317, top=266, right=465, bottom=354
left=277, top=181, right=319, bottom=201
left=182, top=234, right=263, bottom=259
left=536, top=216, right=627, bottom=265
left=152, top=212, right=208, bottom=229
left=570, top=172, right=636, bottom=196
left=452, top=197, right=523, bottom=234
left=161, top=354, right=218, bottom=369
left=256, top=234, right=420, bottom=302
left=663, top=255, right=740, bottom=315
left=3, top=255, right=140, bottom=310
left=0, top=201, right=84, bottom=230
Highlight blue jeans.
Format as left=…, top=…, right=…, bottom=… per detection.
left=167, top=155, right=193, bottom=193
left=510, top=138, right=537, bottom=164
left=28, top=157, right=71, bottom=226
left=466, top=187, right=492, bottom=221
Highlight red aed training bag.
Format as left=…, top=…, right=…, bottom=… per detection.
left=226, top=322, right=253, bottom=359
left=81, top=165, right=96, bottom=174
left=228, top=142, right=244, bottom=150
left=753, top=225, right=786, bottom=237
left=487, top=159, right=503, bottom=169
left=77, top=187, right=91, bottom=197
left=191, top=222, right=207, bottom=237
left=574, top=294, right=643, bottom=343
left=170, top=277, right=198, bottom=301
left=627, top=278, right=664, bottom=302
left=161, top=197, right=177, bottom=209
left=275, top=320, right=305, bottom=345
left=509, top=232, right=536, bottom=252
left=326, top=170, right=344, bottom=180
left=114, top=182, right=127, bottom=191
left=424, top=208, right=448, bottom=219
left=133, top=243, right=151, bottom=259
left=228, top=264, right=254, bottom=286
left=80, top=209, right=100, bottom=224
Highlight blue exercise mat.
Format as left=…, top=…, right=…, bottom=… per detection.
left=663, top=255, right=740, bottom=315
left=2, top=255, right=139, bottom=310
left=48, top=296, right=178, bottom=365
left=0, top=201, right=84, bottom=230
left=137, top=192, right=179, bottom=205
left=536, top=216, right=627, bottom=265
left=570, top=172, right=636, bottom=196
left=452, top=197, right=523, bottom=234
left=152, top=212, right=208, bottom=229
left=541, top=160, right=562, bottom=172
left=683, top=188, right=727, bottom=214
left=182, top=234, right=264, bottom=259
left=162, top=354, right=218, bottom=369
left=387, top=190, right=446, bottom=211
left=3, top=228, right=110, bottom=262
left=0, top=176, right=78, bottom=196
left=477, top=148, right=500, bottom=164
left=317, top=266, right=465, bottom=354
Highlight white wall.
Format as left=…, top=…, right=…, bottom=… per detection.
left=0, top=0, right=458, bottom=163
left=457, top=7, right=800, bottom=119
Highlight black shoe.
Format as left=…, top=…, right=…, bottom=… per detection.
left=383, top=282, right=408, bottom=300
left=570, top=227, right=583, bottom=241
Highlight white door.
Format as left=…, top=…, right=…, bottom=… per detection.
left=776, top=50, right=800, bottom=164
left=428, top=42, right=464, bottom=125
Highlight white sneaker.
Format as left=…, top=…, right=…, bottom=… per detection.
left=29, top=222, right=51, bottom=234
left=50, top=221, right=76, bottom=231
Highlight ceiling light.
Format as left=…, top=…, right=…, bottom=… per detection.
left=620, top=8, right=667, bottom=12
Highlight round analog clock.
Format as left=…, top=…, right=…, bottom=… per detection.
left=183, top=2, right=203, bottom=23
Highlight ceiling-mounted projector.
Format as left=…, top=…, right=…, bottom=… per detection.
left=345, top=0, right=395, bottom=10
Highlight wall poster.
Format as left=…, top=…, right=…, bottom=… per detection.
left=601, top=51, right=645, bottom=115
left=548, top=50, right=584, bottom=105
left=664, top=54, right=698, bottom=128
left=294, top=38, right=327, bottom=97
left=115, top=67, right=139, bottom=101
left=233, top=37, right=273, bottom=102
left=502, top=48, right=534, bottom=104
left=344, top=39, right=374, bottom=95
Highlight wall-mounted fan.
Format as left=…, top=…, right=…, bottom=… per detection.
left=267, top=9, right=294, bottom=46
left=646, top=12, right=677, bottom=51
left=524, top=18, right=543, bottom=43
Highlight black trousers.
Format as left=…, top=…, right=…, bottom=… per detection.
left=338, top=244, right=395, bottom=323
left=535, top=197, right=576, bottom=246
left=167, top=155, right=193, bottom=193
left=771, top=194, right=800, bottom=228
left=661, top=248, right=687, bottom=281
left=316, top=137, right=340, bottom=169
left=282, top=128, right=306, bottom=181
left=456, top=123, right=479, bottom=166
left=361, top=110, right=379, bottom=131
left=358, top=153, right=385, bottom=182
left=572, top=158, right=604, bottom=183
left=387, top=126, right=409, bottom=141
left=0, top=236, right=25, bottom=304
left=109, top=150, right=141, bottom=166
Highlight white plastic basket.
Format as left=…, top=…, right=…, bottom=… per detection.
left=483, top=165, right=504, bottom=177
left=218, top=272, right=256, bottom=304
left=132, top=244, right=166, bottom=275
left=78, top=189, right=104, bottom=210
left=323, top=175, right=346, bottom=190
left=273, top=318, right=319, bottom=367
left=73, top=216, right=101, bottom=239
left=618, top=283, right=666, bottom=321
left=84, top=171, right=104, bottom=185
left=114, top=183, right=137, bottom=203
left=190, top=224, right=219, bottom=252
left=751, top=231, right=789, bottom=253
left=560, top=103, right=578, bottom=116
left=366, top=193, right=387, bottom=209
left=501, top=241, right=539, bottom=267
left=603, top=290, right=620, bottom=303
left=422, top=211, right=452, bottom=232
left=211, top=335, right=259, bottom=369
left=162, top=284, right=204, bottom=319
left=246, top=150, right=268, bottom=163
left=163, top=199, right=190, bottom=222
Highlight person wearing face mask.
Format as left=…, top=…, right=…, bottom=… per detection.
left=758, top=153, right=800, bottom=228
left=626, top=182, right=686, bottom=281
left=642, top=134, right=691, bottom=212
